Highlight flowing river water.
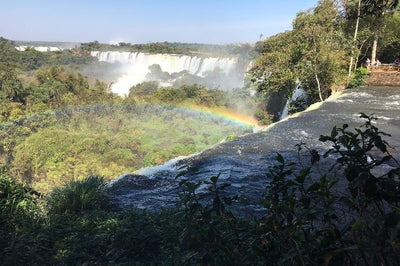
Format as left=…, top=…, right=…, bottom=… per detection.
left=108, top=86, right=400, bottom=214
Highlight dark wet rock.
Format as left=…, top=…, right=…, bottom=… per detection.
left=107, top=174, right=181, bottom=209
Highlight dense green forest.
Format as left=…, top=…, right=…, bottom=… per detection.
left=1, top=0, right=400, bottom=264
left=0, top=37, right=254, bottom=194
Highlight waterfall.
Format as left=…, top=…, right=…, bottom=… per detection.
left=91, top=51, right=244, bottom=95
left=15, top=45, right=61, bottom=52
left=280, top=86, right=307, bottom=120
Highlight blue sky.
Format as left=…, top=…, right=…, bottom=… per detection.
left=1, top=0, right=318, bottom=44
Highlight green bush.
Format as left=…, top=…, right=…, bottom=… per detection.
left=48, top=175, right=108, bottom=215
left=254, top=109, right=273, bottom=125
left=288, top=96, right=308, bottom=114
left=0, top=171, right=42, bottom=227
left=347, top=67, right=369, bottom=88
left=177, top=174, right=249, bottom=265
left=46, top=209, right=170, bottom=265
left=175, top=113, right=400, bottom=265
left=0, top=170, right=46, bottom=265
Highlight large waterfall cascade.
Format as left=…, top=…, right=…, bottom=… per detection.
left=91, top=51, right=244, bottom=95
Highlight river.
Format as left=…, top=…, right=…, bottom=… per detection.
left=108, top=86, right=400, bottom=214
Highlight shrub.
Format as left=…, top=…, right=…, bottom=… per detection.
left=47, top=209, right=167, bottom=265
left=0, top=170, right=46, bottom=265
left=0, top=171, right=42, bottom=227
left=177, top=174, right=252, bottom=265
left=288, top=96, right=308, bottom=114
left=176, top=113, right=400, bottom=265
left=254, top=109, right=273, bottom=125
left=48, top=175, right=108, bottom=215
left=347, top=67, right=369, bottom=88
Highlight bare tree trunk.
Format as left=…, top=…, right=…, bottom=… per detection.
left=315, top=70, right=323, bottom=102
left=348, top=55, right=355, bottom=77
left=348, top=0, right=362, bottom=77
left=312, top=28, right=323, bottom=102
left=371, top=34, right=378, bottom=65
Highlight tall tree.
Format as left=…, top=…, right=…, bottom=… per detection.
left=348, top=0, right=362, bottom=76
left=249, top=0, right=349, bottom=121
left=249, top=31, right=297, bottom=119
left=361, top=0, right=399, bottom=64
left=250, top=31, right=297, bottom=96
left=377, top=11, right=400, bottom=61
left=293, top=0, right=347, bottom=102
left=0, top=67, right=24, bottom=103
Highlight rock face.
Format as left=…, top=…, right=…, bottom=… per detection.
left=108, top=86, right=400, bottom=214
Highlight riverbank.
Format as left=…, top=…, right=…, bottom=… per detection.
left=366, top=69, right=400, bottom=86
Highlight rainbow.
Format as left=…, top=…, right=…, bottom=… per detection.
left=25, top=102, right=258, bottom=129
left=170, top=103, right=258, bottom=128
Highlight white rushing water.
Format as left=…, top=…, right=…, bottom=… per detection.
left=15, top=46, right=62, bottom=52
left=91, top=51, right=242, bottom=95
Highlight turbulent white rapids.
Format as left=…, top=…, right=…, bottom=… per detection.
left=91, top=51, right=244, bottom=95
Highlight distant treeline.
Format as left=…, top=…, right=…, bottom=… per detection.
left=80, top=40, right=253, bottom=58
left=0, top=37, right=94, bottom=71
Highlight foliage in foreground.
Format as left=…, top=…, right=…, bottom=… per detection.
left=1, top=114, right=399, bottom=265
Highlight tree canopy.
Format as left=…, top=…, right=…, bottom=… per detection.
left=249, top=0, right=400, bottom=116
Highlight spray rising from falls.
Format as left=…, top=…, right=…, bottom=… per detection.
left=91, top=51, right=246, bottom=95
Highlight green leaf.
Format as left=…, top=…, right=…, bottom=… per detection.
left=296, top=174, right=306, bottom=184
left=319, top=135, right=332, bottom=142
left=374, top=136, right=387, bottom=152
left=178, top=179, right=188, bottom=186
left=296, top=168, right=310, bottom=184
